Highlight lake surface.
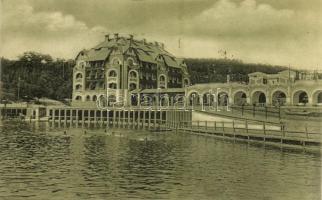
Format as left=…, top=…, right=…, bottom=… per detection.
left=0, top=121, right=321, bottom=200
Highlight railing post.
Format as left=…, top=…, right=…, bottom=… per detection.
left=214, top=121, right=216, bottom=131
left=305, top=124, right=308, bottom=139
left=263, top=121, right=266, bottom=141
left=205, top=121, right=207, bottom=130
left=245, top=119, right=248, bottom=133
left=222, top=121, right=225, bottom=135
left=232, top=120, right=235, bottom=133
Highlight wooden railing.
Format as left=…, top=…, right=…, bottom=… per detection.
left=171, top=120, right=321, bottom=145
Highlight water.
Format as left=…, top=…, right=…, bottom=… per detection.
left=0, top=121, right=321, bottom=200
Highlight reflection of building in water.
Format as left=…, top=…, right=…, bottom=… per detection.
left=186, top=70, right=322, bottom=107
left=72, top=34, right=190, bottom=107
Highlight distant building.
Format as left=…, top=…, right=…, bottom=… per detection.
left=72, top=34, right=190, bottom=106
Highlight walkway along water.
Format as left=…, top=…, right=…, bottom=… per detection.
left=45, top=107, right=321, bottom=148
left=2, top=105, right=321, bottom=148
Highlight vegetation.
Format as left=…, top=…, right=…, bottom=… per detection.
left=1, top=52, right=288, bottom=102
left=1, top=52, right=74, bottom=101
left=185, top=58, right=287, bottom=84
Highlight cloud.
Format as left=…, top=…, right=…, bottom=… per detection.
left=1, top=0, right=321, bottom=69
left=185, top=0, right=295, bottom=38
left=1, top=1, right=107, bottom=59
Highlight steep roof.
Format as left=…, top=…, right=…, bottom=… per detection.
left=76, top=35, right=183, bottom=68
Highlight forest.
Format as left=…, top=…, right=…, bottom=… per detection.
left=1, top=52, right=288, bottom=101
left=1, top=52, right=74, bottom=102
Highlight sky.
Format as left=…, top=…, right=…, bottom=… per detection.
left=1, top=0, right=322, bottom=69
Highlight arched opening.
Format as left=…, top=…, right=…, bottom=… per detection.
left=86, top=95, right=91, bottom=101
left=127, top=58, right=134, bottom=66
left=109, top=83, right=117, bottom=89
left=75, top=84, right=82, bottom=90
left=108, top=70, right=117, bottom=77
left=234, top=91, right=247, bottom=106
left=252, top=91, right=266, bottom=106
left=203, top=93, right=214, bottom=106
left=293, top=90, right=308, bottom=105
left=312, top=91, right=322, bottom=105
left=160, top=95, right=169, bottom=106
left=217, top=92, right=229, bottom=106
left=131, top=94, right=138, bottom=106
left=129, top=83, right=137, bottom=91
left=129, top=71, right=137, bottom=78
left=75, top=96, right=82, bottom=101
left=76, top=73, right=83, bottom=79
left=108, top=95, right=116, bottom=106
left=189, top=92, right=200, bottom=106
left=272, top=91, right=287, bottom=106
left=92, top=95, right=97, bottom=101
left=159, top=75, right=166, bottom=82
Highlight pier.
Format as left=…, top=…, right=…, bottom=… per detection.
left=47, top=107, right=192, bottom=131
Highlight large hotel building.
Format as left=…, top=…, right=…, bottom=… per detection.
left=72, top=34, right=190, bottom=107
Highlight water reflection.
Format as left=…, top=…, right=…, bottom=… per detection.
left=0, top=121, right=320, bottom=200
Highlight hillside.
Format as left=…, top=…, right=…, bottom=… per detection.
left=185, top=58, right=287, bottom=84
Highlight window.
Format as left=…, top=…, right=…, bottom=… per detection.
left=109, top=70, right=117, bottom=77
left=75, top=96, right=82, bottom=101
left=159, top=75, right=165, bottom=82
left=112, top=58, right=120, bottom=65
left=86, top=95, right=91, bottom=101
left=129, top=83, right=137, bottom=91
left=184, top=79, right=189, bottom=86
left=109, top=83, right=117, bottom=89
left=263, top=78, right=267, bottom=84
left=76, top=73, right=83, bottom=79
left=75, top=84, right=82, bottom=90
left=90, top=83, right=96, bottom=90
left=127, top=58, right=134, bottom=66
left=129, top=71, right=137, bottom=78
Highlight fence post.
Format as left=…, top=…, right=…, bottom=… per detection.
left=263, top=121, right=266, bottom=141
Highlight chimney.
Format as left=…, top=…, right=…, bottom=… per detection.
left=105, top=34, right=110, bottom=41
left=114, top=33, right=119, bottom=40
left=142, top=38, right=146, bottom=44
